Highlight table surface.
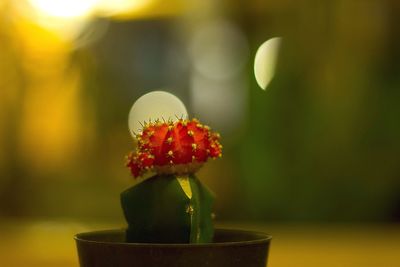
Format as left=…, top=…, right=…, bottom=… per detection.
left=0, top=220, right=399, bottom=267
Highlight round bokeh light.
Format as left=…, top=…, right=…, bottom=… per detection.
left=128, top=91, right=188, bottom=137
left=254, top=37, right=282, bottom=90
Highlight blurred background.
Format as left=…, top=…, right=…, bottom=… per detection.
left=1, top=0, right=400, bottom=266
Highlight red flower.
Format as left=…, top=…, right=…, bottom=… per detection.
left=126, top=118, right=222, bottom=178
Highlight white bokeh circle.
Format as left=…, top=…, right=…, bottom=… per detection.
left=128, top=91, right=188, bottom=137
left=254, top=37, right=282, bottom=90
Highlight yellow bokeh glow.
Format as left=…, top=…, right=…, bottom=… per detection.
left=96, top=0, right=153, bottom=17
left=5, top=0, right=186, bottom=174
left=22, top=0, right=156, bottom=40
left=28, top=0, right=98, bottom=19
left=27, top=0, right=156, bottom=20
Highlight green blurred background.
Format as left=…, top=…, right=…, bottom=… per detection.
left=1, top=0, right=400, bottom=225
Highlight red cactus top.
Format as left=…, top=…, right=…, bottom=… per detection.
left=126, top=118, right=222, bottom=178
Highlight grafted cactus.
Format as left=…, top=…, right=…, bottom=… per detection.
left=122, top=118, right=222, bottom=243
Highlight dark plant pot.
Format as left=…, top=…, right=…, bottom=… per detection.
left=75, top=228, right=272, bottom=267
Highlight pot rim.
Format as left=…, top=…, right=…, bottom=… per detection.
left=75, top=228, right=272, bottom=248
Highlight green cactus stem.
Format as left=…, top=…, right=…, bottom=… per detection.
left=121, top=174, right=214, bottom=243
